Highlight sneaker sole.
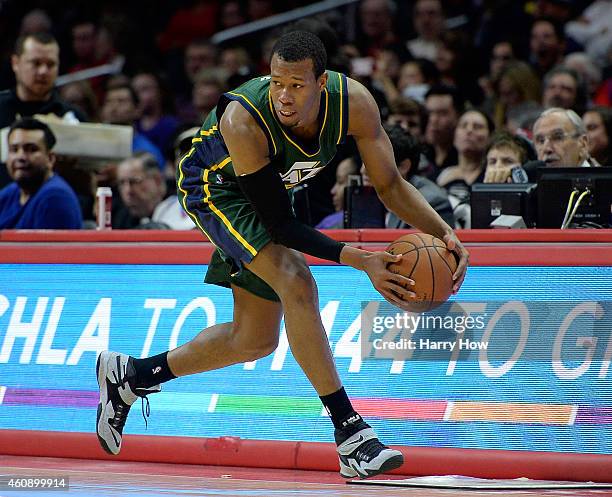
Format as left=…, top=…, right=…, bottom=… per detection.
left=340, top=452, right=404, bottom=479
left=96, top=352, right=115, bottom=455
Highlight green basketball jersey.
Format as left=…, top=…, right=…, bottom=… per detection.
left=194, top=70, right=349, bottom=190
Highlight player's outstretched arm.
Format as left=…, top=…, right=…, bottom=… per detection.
left=346, top=78, right=469, bottom=292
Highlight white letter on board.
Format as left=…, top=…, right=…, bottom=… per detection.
left=141, top=299, right=177, bottom=358
left=552, top=302, right=602, bottom=380
left=0, top=297, right=48, bottom=364
left=36, top=297, right=68, bottom=365
left=479, top=301, right=530, bottom=378
left=67, top=298, right=111, bottom=365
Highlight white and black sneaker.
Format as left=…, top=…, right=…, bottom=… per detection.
left=335, top=414, right=404, bottom=479
left=96, top=351, right=161, bottom=455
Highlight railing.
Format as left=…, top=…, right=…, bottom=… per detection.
left=211, top=0, right=359, bottom=45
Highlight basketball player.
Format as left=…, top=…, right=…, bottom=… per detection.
left=96, top=31, right=468, bottom=479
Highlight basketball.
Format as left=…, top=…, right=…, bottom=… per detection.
left=386, top=233, right=458, bottom=312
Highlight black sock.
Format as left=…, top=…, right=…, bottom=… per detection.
left=132, top=351, right=176, bottom=388
left=320, top=387, right=359, bottom=429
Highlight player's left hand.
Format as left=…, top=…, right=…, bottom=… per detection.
left=443, top=232, right=469, bottom=294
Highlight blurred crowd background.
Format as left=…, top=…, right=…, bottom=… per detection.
left=0, top=0, right=611, bottom=230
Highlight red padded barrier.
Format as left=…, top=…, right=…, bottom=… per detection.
left=2, top=243, right=611, bottom=265
left=3, top=229, right=612, bottom=244
left=359, top=228, right=612, bottom=243
left=0, top=229, right=359, bottom=243
left=1, top=430, right=611, bottom=482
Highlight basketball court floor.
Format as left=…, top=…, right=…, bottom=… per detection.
left=2, top=455, right=612, bottom=497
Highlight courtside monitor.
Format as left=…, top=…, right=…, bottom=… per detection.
left=470, top=183, right=537, bottom=228
left=344, top=184, right=386, bottom=228
left=537, top=167, right=612, bottom=228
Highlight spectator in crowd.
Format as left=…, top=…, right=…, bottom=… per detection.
left=423, top=85, right=463, bottom=177
left=396, top=58, right=439, bottom=102
left=479, top=40, right=516, bottom=100
left=69, top=18, right=98, bottom=70
left=67, top=17, right=116, bottom=103
left=563, top=52, right=602, bottom=105
left=59, top=80, right=99, bottom=121
left=132, top=71, right=180, bottom=157
left=386, top=96, right=427, bottom=143
left=483, top=132, right=532, bottom=183
left=437, top=109, right=494, bottom=228
left=0, top=32, right=85, bottom=126
left=489, top=40, right=515, bottom=78
left=0, top=8, right=52, bottom=91
left=407, top=0, right=445, bottom=62
left=113, top=152, right=168, bottom=229
left=220, top=46, right=252, bottom=77
left=192, top=68, right=228, bottom=123
left=386, top=96, right=436, bottom=178
left=0, top=9, right=53, bottom=88
left=542, top=65, right=587, bottom=115
left=0, top=32, right=86, bottom=188
left=565, top=0, right=612, bottom=68
left=370, top=46, right=409, bottom=106
left=100, top=82, right=166, bottom=170
left=435, top=31, right=483, bottom=106
left=174, top=39, right=220, bottom=122
left=19, top=9, right=52, bottom=36
left=437, top=109, right=493, bottom=201
left=529, top=18, right=566, bottom=78
left=218, top=1, right=248, bottom=31
left=491, top=61, right=541, bottom=129
left=316, top=157, right=359, bottom=229
left=184, top=39, right=219, bottom=86
left=583, top=106, right=612, bottom=166
left=0, top=118, right=82, bottom=229
left=361, top=125, right=454, bottom=228
left=532, top=107, right=596, bottom=167
left=355, top=0, right=398, bottom=58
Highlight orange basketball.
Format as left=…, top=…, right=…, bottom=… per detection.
left=386, top=233, right=458, bottom=312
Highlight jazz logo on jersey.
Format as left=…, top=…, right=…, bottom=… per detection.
left=281, top=161, right=324, bottom=188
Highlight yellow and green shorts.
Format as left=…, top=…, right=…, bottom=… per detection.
left=177, top=148, right=279, bottom=302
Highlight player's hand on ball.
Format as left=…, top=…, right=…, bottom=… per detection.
left=362, top=251, right=416, bottom=309
left=442, top=232, right=469, bottom=294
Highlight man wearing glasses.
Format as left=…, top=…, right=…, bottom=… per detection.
left=532, top=107, right=600, bottom=167
left=113, top=152, right=168, bottom=229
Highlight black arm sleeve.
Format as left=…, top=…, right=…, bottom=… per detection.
left=236, top=163, right=345, bottom=263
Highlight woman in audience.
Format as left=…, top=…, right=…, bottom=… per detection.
left=437, top=109, right=494, bottom=198
left=436, top=109, right=494, bottom=227
left=396, top=58, right=439, bottom=102
left=491, top=61, right=541, bottom=130
left=583, top=106, right=612, bottom=166
left=131, top=71, right=180, bottom=159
